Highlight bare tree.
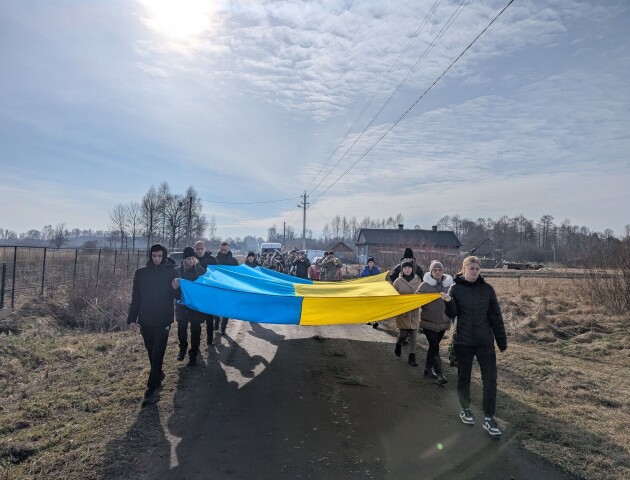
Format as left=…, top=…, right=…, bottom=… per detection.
left=50, top=223, right=70, bottom=249
left=208, top=215, right=217, bottom=241
left=141, top=185, right=161, bottom=249
left=331, top=215, right=341, bottom=240
left=127, top=201, right=142, bottom=250
left=109, top=203, right=128, bottom=249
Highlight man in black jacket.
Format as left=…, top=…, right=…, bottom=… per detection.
left=194, top=240, right=218, bottom=345
left=214, top=241, right=239, bottom=335
left=290, top=251, right=311, bottom=279
left=127, top=244, right=178, bottom=400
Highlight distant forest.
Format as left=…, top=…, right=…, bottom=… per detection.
left=1, top=182, right=627, bottom=267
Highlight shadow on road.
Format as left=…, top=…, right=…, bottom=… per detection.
left=102, top=323, right=621, bottom=479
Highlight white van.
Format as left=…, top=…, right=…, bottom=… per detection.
left=258, top=242, right=283, bottom=256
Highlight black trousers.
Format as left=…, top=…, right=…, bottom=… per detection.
left=454, top=344, right=497, bottom=416
left=422, top=329, right=446, bottom=374
left=140, top=324, right=171, bottom=389
left=213, top=316, right=229, bottom=332
left=177, top=318, right=201, bottom=355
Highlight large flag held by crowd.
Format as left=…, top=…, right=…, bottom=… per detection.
left=178, top=265, right=440, bottom=326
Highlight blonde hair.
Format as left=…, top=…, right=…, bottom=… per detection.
left=194, top=240, right=205, bottom=247
left=462, top=256, right=480, bottom=268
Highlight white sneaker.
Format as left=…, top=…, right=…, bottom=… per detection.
left=483, top=417, right=502, bottom=436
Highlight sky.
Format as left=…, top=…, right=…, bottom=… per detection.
left=1, top=0, right=629, bottom=240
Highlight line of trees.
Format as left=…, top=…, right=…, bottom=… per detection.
left=108, top=183, right=208, bottom=250
left=436, top=214, right=630, bottom=266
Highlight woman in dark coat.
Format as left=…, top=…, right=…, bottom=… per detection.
left=445, top=256, right=507, bottom=437
left=173, top=247, right=207, bottom=366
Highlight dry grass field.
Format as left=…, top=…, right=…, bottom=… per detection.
left=0, top=273, right=628, bottom=479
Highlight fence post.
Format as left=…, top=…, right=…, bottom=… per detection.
left=40, top=247, right=48, bottom=296
left=72, top=249, right=78, bottom=290
left=0, top=263, right=6, bottom=309
left=96, top=249, right=102, bottom=289
left=11, top=246, right=17, bottom=309
left=113, top=250, right=117, bottom=277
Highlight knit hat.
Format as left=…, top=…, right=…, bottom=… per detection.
left=183, top=247, right=195, bottom=259
left=403, top=248, right=414, bottom=259
left=367, top=257, right=375, bottom=263
left=429, top=260, right=444, bottom=272
left=401, top=260, right=414, bottom=269
left=462, top=256, right=481, bottom=269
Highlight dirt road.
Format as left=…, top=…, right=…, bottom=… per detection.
left=104, top=321, right=575, bottom=480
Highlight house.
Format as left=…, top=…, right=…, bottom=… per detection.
left=355, top=225, right=461, bottom=266
left=325, top=241, right=355, bottom=261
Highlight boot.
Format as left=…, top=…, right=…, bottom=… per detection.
left=424, top=367, right=437, bottom=379
left=394, top=341, right=402, bottom=357
left=187, top=350, right=197, bottom=366
left=408, top=353, right=418, bottom=367
left=176, top=349, right=186, bottom=361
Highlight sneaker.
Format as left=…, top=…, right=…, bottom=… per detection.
left=460, top=408, right=475, bottom=425
left=394, top=342, right=402, bottom=357
left=423, top=367, right=438, bottom=379
left=177, top=350, right=186, bottom=361
left=436, top=373, right=448, bottom=385
left=483, top=417, right=502, bottom=436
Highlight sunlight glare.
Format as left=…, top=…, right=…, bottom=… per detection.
left=139, top=0, right=216, bottom=39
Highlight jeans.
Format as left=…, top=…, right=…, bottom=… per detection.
left=454, top=344, right=498, bottom=416
left=140, top=324, right=171, bottom=389
left=422, top=329, right=446, bottom=374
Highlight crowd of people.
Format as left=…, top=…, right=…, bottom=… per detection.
left=127, top=243, right=507, bottom=437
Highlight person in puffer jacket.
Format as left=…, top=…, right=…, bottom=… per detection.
left=417, top=260, right=453, bottom=384
left=173, top=247, right=207, bottom=366
left=445, top=256, right=507, bottom=437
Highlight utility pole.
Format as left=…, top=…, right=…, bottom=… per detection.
left=297, top=191, right=309, bottom=250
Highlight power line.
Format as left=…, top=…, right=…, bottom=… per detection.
left=304, top=0, right=443, bottom=194
left=308, top=0, right=469, bottom=198
left=201, top=196, right=301, bottom=205
left=314, top=0, right=514, bottom=200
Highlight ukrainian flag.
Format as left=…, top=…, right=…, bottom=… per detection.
left=178, top=265, right=440, bottom=326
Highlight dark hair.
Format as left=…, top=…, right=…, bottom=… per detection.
left=221, top=241, right=229, bottom=247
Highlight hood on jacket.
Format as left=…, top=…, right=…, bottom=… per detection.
left=453, top=272, right=485, bottom=286
left=423, top=272, right=453, bottom=288
left=148, top=243, right=168, bottom=265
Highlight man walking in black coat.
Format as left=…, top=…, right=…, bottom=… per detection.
left=127, top=244, right=178, bottom=400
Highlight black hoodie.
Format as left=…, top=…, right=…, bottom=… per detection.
left=127, top=244, right=178, bottom=327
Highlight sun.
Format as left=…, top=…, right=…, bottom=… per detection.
left=139, top=0, right=217, bottom=39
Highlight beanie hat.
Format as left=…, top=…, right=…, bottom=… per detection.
left=247, top=251, right=256, bottom=258
left=401, top=260, right=414, bottom=269
left=403, top=248, right=414, bottom=259
left=462, top=256, right=481, bottom=269
left=183, top=247, right=195, bottom=259
left=429, top=260, right=444, bottom=272
left=367, top=257, right=375, bottom=263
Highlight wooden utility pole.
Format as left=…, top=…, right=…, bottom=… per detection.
left=297, top=191, right=309, bottom=250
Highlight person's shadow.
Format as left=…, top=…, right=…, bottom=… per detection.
left=102, top=398, right=170, bottom=479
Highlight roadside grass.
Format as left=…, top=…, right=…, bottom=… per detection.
left=0, top=275, right=628, bottom=479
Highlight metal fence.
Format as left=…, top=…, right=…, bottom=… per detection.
left=0, top=246, right=146, bottom=310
